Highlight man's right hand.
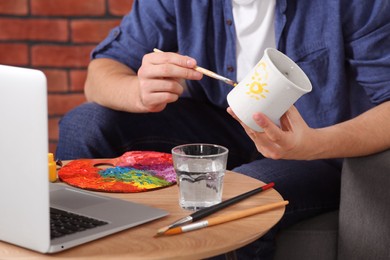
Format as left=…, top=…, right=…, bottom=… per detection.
left=84, top=51, right=202, bottom=113
left=137, top=51, right=203, bottom=112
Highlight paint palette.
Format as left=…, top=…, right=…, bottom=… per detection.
left=58, top=151, right=176, bottom=193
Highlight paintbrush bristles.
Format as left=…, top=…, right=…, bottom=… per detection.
left=157, top=226, right=170, bottom=235
left=153, top=48, right=238, bottom=87
left=194, top=67, right=237, bottom=87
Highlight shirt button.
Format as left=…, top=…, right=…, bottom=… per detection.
left=227, top=66, right=234, bottom=72
left=226, top=19, right=233, bottom=26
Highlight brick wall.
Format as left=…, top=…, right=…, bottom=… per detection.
left=0, top=0, right=134, bottom=153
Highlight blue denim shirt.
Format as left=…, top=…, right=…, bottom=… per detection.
left=92, top=0, right=390, bottom=129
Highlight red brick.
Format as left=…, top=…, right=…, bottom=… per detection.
left=71, top=19, right=120, bottom=43
left=31, top=0, right=105, bottom=16
left=31, top=45, right=95, bottom=68
left=70, top=69, right=87, bottom=91
left=49, top=142, right=58, bottom=155
left=0, top=18, right=68, bottom=41
left=0, top=43, right=28, bottom=66
left=108, top=0, right=134, bottom=16
left=48, top=117, right=60, bottom=142
left=42, top=69, right=69, bottom=92
left=48, top=93, right=86, bottom=115
left=0, top=0, right=28, bottom=15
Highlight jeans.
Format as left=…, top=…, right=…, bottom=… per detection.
left=56, top=99, right=341, bottom=259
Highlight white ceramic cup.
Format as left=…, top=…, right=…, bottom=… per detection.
left=227, top=48, right=312, bottom=132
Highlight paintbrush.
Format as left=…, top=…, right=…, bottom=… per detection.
left=156, top=182, right=275, bottom=235
left=156, top=200, right=289, bottom=236
left=153, top=48, right=238, bottom=87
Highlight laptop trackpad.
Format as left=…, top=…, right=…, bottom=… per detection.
left=50, top=188, right=109, bottom=210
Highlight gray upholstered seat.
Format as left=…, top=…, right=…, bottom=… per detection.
left=274, top=149, right=390, bottom=260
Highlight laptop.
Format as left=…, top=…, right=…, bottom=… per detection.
left=0, top=64, right=168, bottom=253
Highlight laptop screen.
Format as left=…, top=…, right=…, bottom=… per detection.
left=0, top=65, right=51, bottom=252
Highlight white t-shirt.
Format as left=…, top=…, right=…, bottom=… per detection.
left=232, top=0, right=276, bottom=82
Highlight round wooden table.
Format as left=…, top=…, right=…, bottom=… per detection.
left=0, top=171, right=285, bottom=259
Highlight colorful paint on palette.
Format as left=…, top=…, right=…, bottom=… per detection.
left=58, top=151, right=176, bottom=193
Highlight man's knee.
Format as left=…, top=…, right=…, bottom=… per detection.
left=57, top=103, right=115, bottom=159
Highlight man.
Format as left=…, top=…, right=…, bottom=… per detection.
left=57, top=0, right=390, bottom=258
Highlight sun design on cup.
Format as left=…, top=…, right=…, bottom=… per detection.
left=245, top=62, right=270, bottom=100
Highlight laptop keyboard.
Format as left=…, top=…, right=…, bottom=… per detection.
left=50, top=207, right=108, bottom=239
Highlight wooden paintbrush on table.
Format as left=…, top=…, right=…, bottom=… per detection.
left=156, top=200, right=289, bottom=236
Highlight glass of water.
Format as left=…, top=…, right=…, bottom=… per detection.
left=171, top=143, right=229, bottom=211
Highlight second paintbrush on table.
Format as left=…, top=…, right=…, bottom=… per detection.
left=156, top=182, right=275, bottom=235
left=156, top=200, right=289, bottom=236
